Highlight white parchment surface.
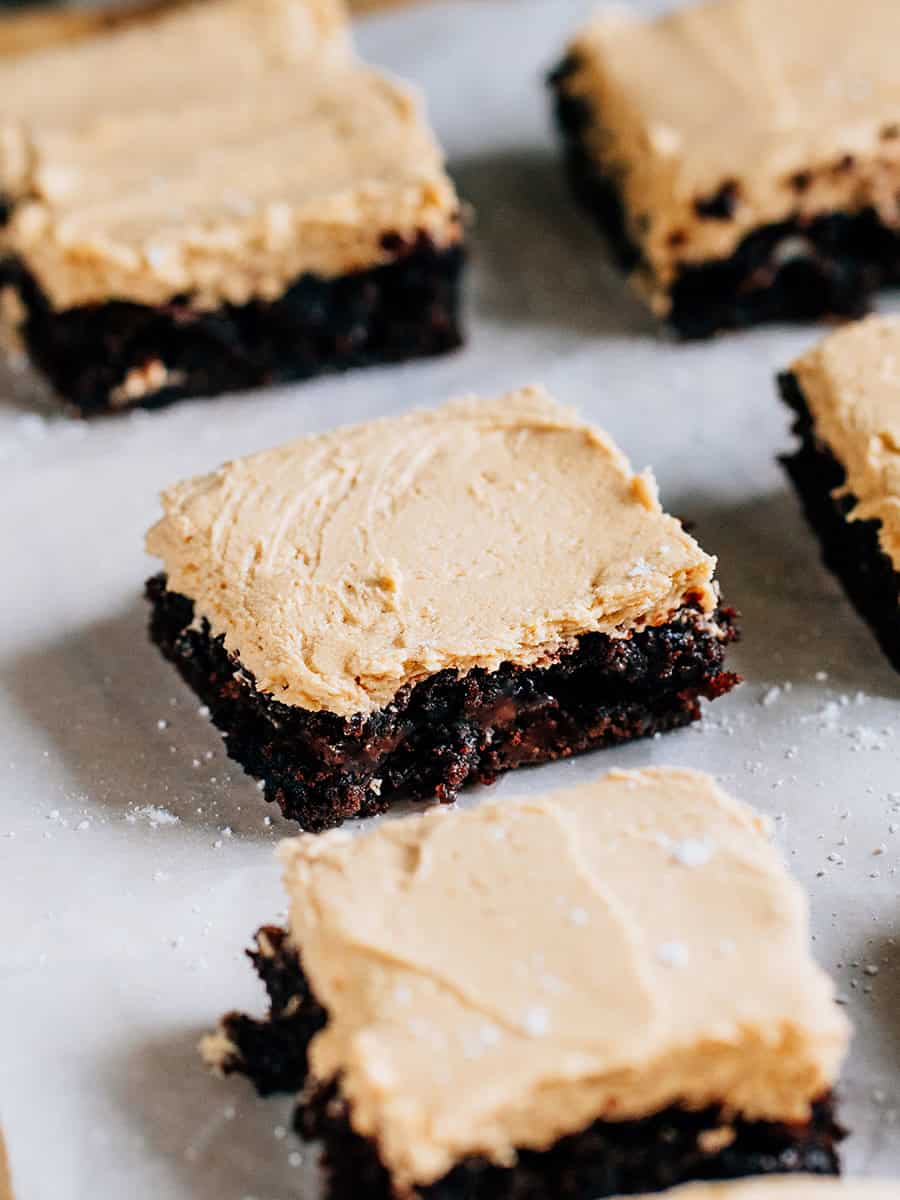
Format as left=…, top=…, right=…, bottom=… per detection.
left=2, top=3, right=900, bottom=1196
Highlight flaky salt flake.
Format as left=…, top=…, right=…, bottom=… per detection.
left=671, top=838, right=714, bottom=868
left=129, top=804, right=180, bottom=828
left=656, top=941, right=690, bottom=968
left=524, top=1006, right=550, bottom=1036
left=626, top=556, right=653, bottom=579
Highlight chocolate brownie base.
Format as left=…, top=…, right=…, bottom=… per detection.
left=146, top=575, right=740, bottom=832
left=0, top=233, right=463, bottom=414
left=217, top=927, right=844, bottom=1199
left=550, top=57, right=900, bottom=339
left=780, top=371, right=900, bottom=671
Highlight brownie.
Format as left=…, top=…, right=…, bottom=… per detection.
left=217, top=930, right=843, bottom=1199
left=0, top=0, right=464, bottom=413
left=550, top=0, right=900, bottom=337
left=203, top=769, right=849, bottom=1198
left=147, top=573, right=738, bottom=831
left=145, top=389, right=739, bottom=830
left=780, top=316, right=900, bottom=671
left=3, top=237, right=463, bottom=416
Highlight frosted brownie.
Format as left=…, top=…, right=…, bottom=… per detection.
left=781, top=316, right=900, bottom=671
left=551, top=0, right=900, bottom=338
left=145, top=388, right=739, bottom=830
left=0, top=0, right=463, bottom=414
left=203, top=767, right=849, bottom=1197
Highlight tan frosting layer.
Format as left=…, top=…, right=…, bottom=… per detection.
left=277, top=767, right=849, bottom=1189
left=0, top=1, right=196, bottom=59
left=0, top=1127, right=12, bottom=1200
left=791, top=315, right=900, bottom=573
left=562, top=0, right=900, bottom=312
left=0, top=0, right=460, bottom=310
left=146, top=388, right=719, bottom=717
left=625, top=1184, right=899, bottom=1200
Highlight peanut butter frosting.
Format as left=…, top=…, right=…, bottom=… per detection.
left=273, top=767, right=849, bottom=1189
left=146, top=388, right=720, bottom=718
left=562, top=0, right=900, bottom=312
left=791, top=315, right=900, bottom=575
left=626, top=1184, right=898, bottom=1200
left=0, top=0, right=460, bottom=310
left=0, top=1127, right=12, bottom=1200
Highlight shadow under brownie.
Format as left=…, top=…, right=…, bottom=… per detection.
left=549, top=0, right=900, bottom=338
left=780, top=315, right=900, bottom=673
left=0, top=0, right=464, bottom=413
left=145, top=388, right=739, bottom=831
left=204, top=769, right=849, bottom=1198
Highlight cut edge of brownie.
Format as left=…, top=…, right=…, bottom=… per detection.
left=779, top=369, right=900, bottom=670
left=210, top=925, right=844, bottom=1200
left=146, top=573, right=740, bottom=832
left=548, top=55, right=900, bottom=339
left=0, top=229, right=464, bottom=414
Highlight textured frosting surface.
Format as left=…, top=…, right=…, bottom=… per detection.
left=279, top=767, right=849, bottom=1188
left=0, top=0, right=460, bottom=309
left=146, top=388, right=718, bottom=717
left=626, top=1184, right=898, bottom=1200
left=791, top=315, right=900, bottom=574
left=562, top=0, right=900, bottom=308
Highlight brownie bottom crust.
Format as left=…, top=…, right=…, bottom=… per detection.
left=550, top=59, right=900, bottom=340
left=780, top=371, right=900, bottom=671
left=215, top=927, right=844, bottom=1200
left=147, top=575, right=739, bottom=832
left=0, top=232, right=463, bottom=414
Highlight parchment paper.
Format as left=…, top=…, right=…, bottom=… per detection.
left=2, top=3, right=899, bottom=1196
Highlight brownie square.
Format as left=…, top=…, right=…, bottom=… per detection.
left=780, top=315, right=900, bottom=671
left=550, top=0, right=900, bottom=338
left=145, top=387, right=739, bottom=830
left=203, top=767, right=849, bottom=1197
left=0, top=0, right=464, bottom=414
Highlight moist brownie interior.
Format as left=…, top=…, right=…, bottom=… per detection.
left=148, top=573, right=738, bottom=830
left=145, top=389, right=739, bottom=829
left=203, top=769, right=849, bottom=1198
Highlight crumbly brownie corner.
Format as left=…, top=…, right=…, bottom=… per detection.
left=146, top=574, right=740, bottom=831
left=222, top=924, right=844, bottom=1200
left=211, top=927, right=327, bottom=1097
left=780, top=370, right=900, bottom=670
